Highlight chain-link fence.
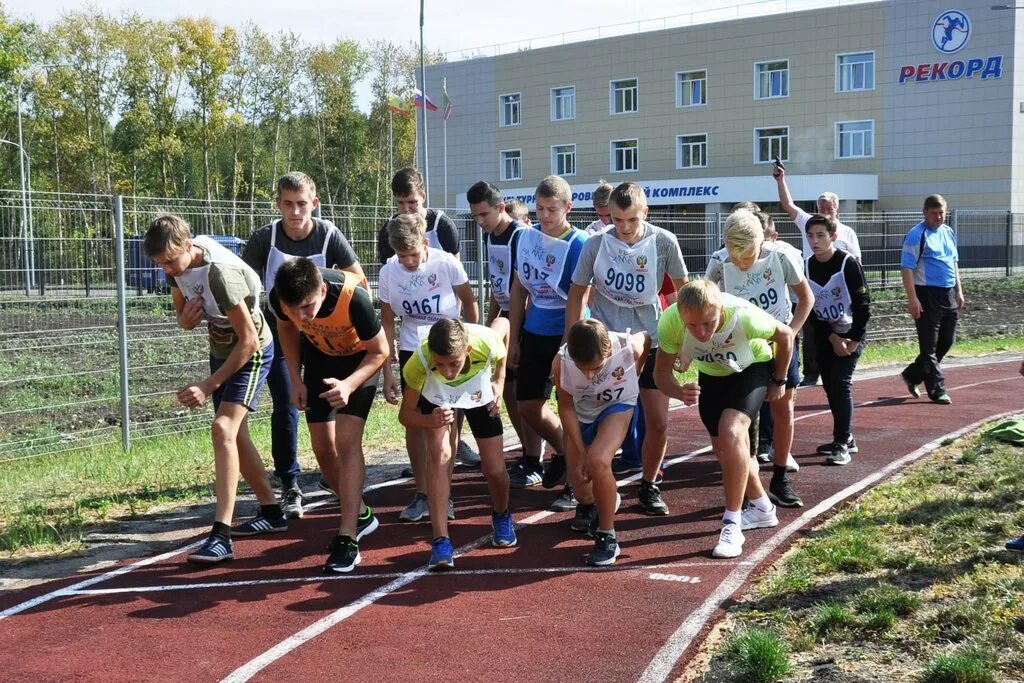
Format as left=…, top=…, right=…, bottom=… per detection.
left=1, top=190, right=1022, bottom=463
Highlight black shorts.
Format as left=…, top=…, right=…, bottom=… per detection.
left=398, top=349, right=416, bottom=393
left=418, top=399, right=504, bottom=440
left=639, top=350, right=658, bottom=390
left=516, top=329, right=560, bottom=401
left=697, top=361, right=771, bottom=437
left=303, top=347, right=377, bottom=422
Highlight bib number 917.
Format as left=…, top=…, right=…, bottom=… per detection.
left=604, top=268, right=645, bottom=293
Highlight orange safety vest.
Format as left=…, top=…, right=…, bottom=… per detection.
left=295, top=274, right=367, bottom=356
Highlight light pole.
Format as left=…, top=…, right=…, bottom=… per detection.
left=1, top=138, right=32, bottom=296
left=17, top=63, right=66, bottom=293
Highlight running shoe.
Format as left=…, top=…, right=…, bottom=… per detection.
left=1006, top=535, right=1024, bottom=553
left=741, top=503, right=779, bottom=530
left=317, top=475, right=338, bottom=498
left=785, top=453, right=800, bottom=473
left=712, top=521, right=745, bottom=558
left=355, top=507, right=379, bottom=541
left=756, top=442, right=774, bottom=465
left=638, top=480, right=669, bottom=516
left=455, top=440, right=481, bottom=467
left=826, top=441, right=852, bottom=466
left=768, top=475, right=804, bottom=508
left=231, top=512, right=288, bottom=536
left=586, top=532, right=620, bottom=566
left=428, top=536, right=455, bottom=571
left=509, top=461, right=543, bottom=488
left=187, top=535, right=233, bottom=564
left=611, top=456, right=643, bottom=476
left=399, top=492, right=430, bottom=522
left=931, top=393, right=952, bottom=405
left=491, top=510, right=517, bottom=547
left=570, top=503, right=598, bottom=534
left=551, top=484, right=578, bottom=511
left=900, top=370, right=921, bottom=399
left=448, top=498, right=455, bottom=521
left=400, top=466, right=414, bottom=478
left=817, top=437, right=858, bottom=455
left=542, top=454, right=567, bottom=489
left=584, top=492, right=623, bottom=536
left=323, top=535, right=360, bottom=573
left=281, top=486, right=304, bottom=520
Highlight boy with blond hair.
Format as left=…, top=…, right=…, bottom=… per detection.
left=566, top=181, right=688, bottom=519
left=584, top=181, right=614, bottom=235
left=705, top=209, right=814, bottom=507
left=507, top=175, right=588, bottom=509
left=145, top=214, right=282, bottom=564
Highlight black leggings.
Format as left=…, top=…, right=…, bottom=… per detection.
left=814, top=330, right=864, bottom=443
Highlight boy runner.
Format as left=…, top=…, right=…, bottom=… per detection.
left=145, top=215, right=282, bottom=564
left=379, top=213, right=478, bottom=523
left=243, top=171, right=365, bottom=518
left=566, top=181, right=688, bottom=516
left=654, top=280, right=794, bottom=559
left=399, top=318, right=516, bottom=570
left=271, top=258, right=388, bottom=573
left=583, top=181, right=613, bottom=235
left=554, top=319, right=648, bottom=565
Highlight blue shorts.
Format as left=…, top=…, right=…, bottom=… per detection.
left=580, top=403, right=637, bottom=446
left=784, top=342, right=800, bottom=389
left=209, top=341, right=273, bottom=412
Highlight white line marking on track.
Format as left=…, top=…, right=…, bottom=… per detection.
left=636, top=407, right=1023, bottom=683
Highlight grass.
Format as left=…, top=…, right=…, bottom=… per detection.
left=723, top=627, right=791, bottom=683
left=701, top=428, right=1024, bottom=681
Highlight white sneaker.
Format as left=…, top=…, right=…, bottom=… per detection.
left=741, top=504, right=779, bottom=530
left=712, top=521, right=745, bottom=558
left=785, top=453, right=800, bottom=472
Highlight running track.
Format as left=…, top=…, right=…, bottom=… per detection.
left=0, top=360, right=1019, bottom=683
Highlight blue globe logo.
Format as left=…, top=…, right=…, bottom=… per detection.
left=932, top=10, right=970, bottom=54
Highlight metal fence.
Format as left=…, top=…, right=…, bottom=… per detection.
left=1, top=189, right=1022, bottom=463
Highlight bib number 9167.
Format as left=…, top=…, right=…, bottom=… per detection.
left=402, top=295, right=442, bottom=316
left=604, top=268, right=645, bottom=293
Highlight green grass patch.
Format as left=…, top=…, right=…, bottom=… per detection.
left=858, top=333, right=1024, bottom=368
left=705, top=428, right=1024, bottom=680
left=723, top=627, right=791, bottom=683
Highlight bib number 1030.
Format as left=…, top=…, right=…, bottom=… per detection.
left=604, top=268, right=646, bottom=293
left=402, top=295, right=442, bottom=316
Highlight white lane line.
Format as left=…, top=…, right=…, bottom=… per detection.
left=637, top=408, right=1022, bottom=683
left=70, top=561, right=738, bottom=596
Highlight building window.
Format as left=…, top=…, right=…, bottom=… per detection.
left=610, top=78, right=638, bottom=114
left=676, top=70, right=707, bottom=107
left=755, top=60, right=789, bottom=99
left=677, top=134, right=708, bottom=169
left=500, top=149, right=522, bottom=181
left=551, top=86, right=575, bottom=121
left=610, top=139, right=639, bottom=172
left=836, top=52, right=875, bottom=92
left=754, top=127, right=789, bottom=163
left=836, top=120, right=874, bottom=158
left=499, top=93, right=520, bottom=127
left=551, top=144, right=576, bottom=176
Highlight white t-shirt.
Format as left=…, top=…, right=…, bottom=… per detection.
left=795, top=208, right=861, bottom=260
left=378, top=248, right=468, bottom=351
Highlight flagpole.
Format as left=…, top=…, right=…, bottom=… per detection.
left=419, top=0, right=429, bottom=199
left=389, top=109, right=394, bottom=190
left=443, top=78, right=448, bottom=208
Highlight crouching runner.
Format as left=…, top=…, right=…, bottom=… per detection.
left=399, top=318, right=515, bottom=570
left=554, top=319, right=648, bottom=566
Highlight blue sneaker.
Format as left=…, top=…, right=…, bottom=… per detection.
left=1006, top=535, right=1024, bottom=553
left=491, top=510, right=517, bottom=547
left=187, top=535, right=234, bottom=564
left=428, top=536, right=455, bottom=571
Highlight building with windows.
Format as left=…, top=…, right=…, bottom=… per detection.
left=420, top=0, right=1023, bottom=214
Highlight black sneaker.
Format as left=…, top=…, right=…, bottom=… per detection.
left=900, top=370, right=921, bottom=399
left=542, top=454, right=567, bottom=489
left=611, top=456, right=643, bottom=476
left=755, top=442, right=773, bottom=464
left=768, top=475, right=804, bottom=508
left=638, top=481, right=669, bottom=516
left=816, top=437, right=858, bottom=455
left=232, top=512, right=288, bottom=536
left=356, top=507, right=379, bottom=541
left=509, top=461, right=543, bottom=488
left=323, top=535, right=360, bottom=573
left=187, top=535, right=233, bottom=564
left=281, top=487, right=304, bottom=520
left=826, top=441, right=852, bottom=466
left=570, top=503, right=598, bottom=534
left=586, top=531, right=620, bottom=566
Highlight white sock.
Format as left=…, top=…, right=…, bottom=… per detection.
left=749, top=495, right=773, bottom=512
left=723, top=509, right=742, bottom=525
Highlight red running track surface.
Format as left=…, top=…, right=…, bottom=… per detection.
left=0, top=360, right=1019, bottom=683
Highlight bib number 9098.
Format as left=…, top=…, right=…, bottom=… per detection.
left=604, top=268, right=645, bottom=293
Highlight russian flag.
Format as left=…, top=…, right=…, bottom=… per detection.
left=413, top=88, right=438, bottom=112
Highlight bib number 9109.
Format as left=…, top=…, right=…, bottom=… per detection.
left=402, top=295, right=442, bottom=316
left=604, top=268, right=646, bottom=293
